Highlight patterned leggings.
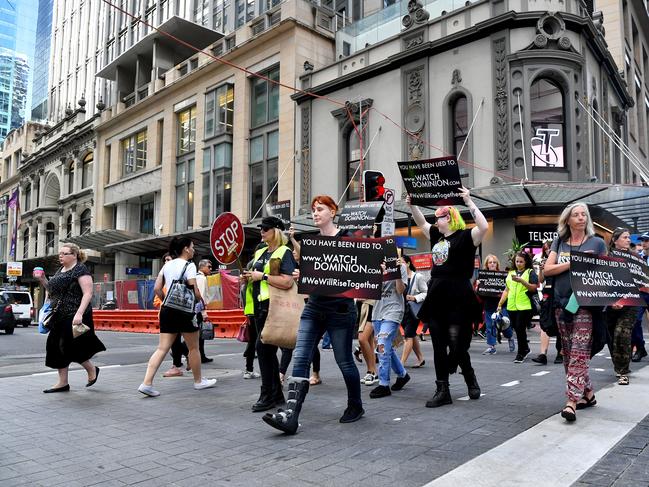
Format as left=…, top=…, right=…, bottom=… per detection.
left=606, top=307, right=638, bottom=376
left=556, top=308, right=593, bottom=402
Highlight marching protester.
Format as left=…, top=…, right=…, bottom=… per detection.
left=138, top=237, right=216, bottom=397
left=532, top=241, right=563, bottom=365
left=477, top=254, right=515, bottom=355
left=263, top=195, right=363, bottom=434
left=543, top=203, right=606, bottom=422
left=400, top=254, right=428, bottom=367
left=37, top=243, right=105, bottom=393
left=631, top=232, right=649, bottom=362
left=497, top=251, right=538, bottom=363
left=369, top=257, right=411, bottom=398
left=408, top=187, right=489, bottom=408
left=242, top=216, right=297, bottom=412
left=606, top=228, right=641, bottom=385
left=195, top=259, right=214, bottom=364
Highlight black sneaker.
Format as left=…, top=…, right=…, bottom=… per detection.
left=513, top=354, right=524, bottom=364
left=339, top=404, right=365, bottom=423
left=632, top=348, right=647, bottom=362
left=554, top=353, right=564, bottom=364
left=532, top=353, right=547, bottom=365
left=369, top=385, right=392, bottom=398
left=391, top=373, right=410, bottom=391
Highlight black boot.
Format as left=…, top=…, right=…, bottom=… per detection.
left=463, top=369, right=481, bottom=400
left=252, top=386, right=276, bottom=412
left=425, top=380, right=452, bottom=408
left=263, top=380, right=309, bottom=434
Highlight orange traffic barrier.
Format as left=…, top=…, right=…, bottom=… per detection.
left=93, top=309, right=246, bottom=337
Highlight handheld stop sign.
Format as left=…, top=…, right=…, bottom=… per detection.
left=210, top=212, right=245, bottom=268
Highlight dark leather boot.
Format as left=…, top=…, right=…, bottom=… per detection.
left=425, top=380, right=452, bottom=408
left=251, top=387, right=276, bottom=412
left=263, top=380, right=309, bottom=434
left=463, top=369, right=481, bottom=400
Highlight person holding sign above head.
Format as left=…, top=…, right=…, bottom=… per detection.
left=496, top=251, right=539, bottom=363
left=242, top=216, right=297, bottom=412
left=606, top=228, right=642, bottom=386
left=543, top=203, right=606, bottom=422
left=407, top=187, right=489, bottom=408
left=263, top=196, right=364, bottom=434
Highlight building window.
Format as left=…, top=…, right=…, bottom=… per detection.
left=45, top=222, right=56, bottom=255
left=530, top=78, right=565, bottom=169
left=140, top=200, right=154, bottom=234
left=121, top=130, right=147, bottom=175
left=452, top=96, right=468, bottom=158
left=68, top=162, right=75, bottom=194
left=201, top=143, right=233, bottom=226
left=205, top=84, right=234, bottom=138
left=249, top=130, right=278, bottom=219
left=235, top=0, right=255, bottom=27
left=0, top=223, right=6, bottom=262
left=251, top=66, right=279, bottom=127
left=346, top=128, right=361, bottom=200
left=23, top=228, right=29, bottom=258
left=80, top=209, right=91, bottom=235
left=637, top=84, right=646, bottom=151
left=82, top=153, right=94, bottom=188
left=24, top=183, right=31, bottom=212
left=175, top=158, right=195, bottom=232
left=66, top=214, right=73, bottom=238
left=177, top=106, right=196, bottom=155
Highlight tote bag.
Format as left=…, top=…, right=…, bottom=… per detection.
left=162, top=262, right=196, bottom=313
left=260, top=283, right=305, bottom=349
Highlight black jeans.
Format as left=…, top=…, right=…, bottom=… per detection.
left=508, top=309, right=533, bottom=355
left=428, top=318, right=473, bottom=382
left=244, top=315, right=259, bottom=372
left=254, top=309, right=282, bottom=398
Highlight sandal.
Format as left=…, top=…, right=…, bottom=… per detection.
left=618, top=375, right=630, bottom=386
left=309, top=375, right=322, bottom=385
left=561, top=405, right=576, bottom=422
left=411, top=360, right=426, bottom=368
left=575, top=394, right=597, bottom=410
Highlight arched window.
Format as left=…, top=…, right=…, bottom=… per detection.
left=66, top=214, right=73, bottom=238
left=24, top=183, right=31, bottom=211
left=452, top=96, right=468, bottom=158
left=22, top=228, right=29, bottom=258
left=45, top=222, right=56, bottom=255
left=530, top=78, right=566, bottom=168
left=80, top=209, right=91, bottom=235
left=82, top=153, right=93, bottom=188
left=68, top=162, right=75, bottom=194
left=345, top=128, right=362, bottom=201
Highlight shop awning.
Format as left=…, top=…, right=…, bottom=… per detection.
left=62, top=229, right=149, bottom=251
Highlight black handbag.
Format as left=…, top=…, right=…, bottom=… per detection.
left=539, top=279, right=558, bottom=337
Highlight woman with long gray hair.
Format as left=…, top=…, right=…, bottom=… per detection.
left=543, top=202, right=606, bottom=422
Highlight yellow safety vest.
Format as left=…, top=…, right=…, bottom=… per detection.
left=244, top=245, right=290, bottom=315
left=505, top=268, right=533, bottom=311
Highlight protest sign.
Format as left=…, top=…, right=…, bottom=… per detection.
left=382, top=237, right=400, bottom=281
left=266, top=200, right=291, bottom=227
left=570, top=251, right=645, bottom=307
left=337, top=201, right=385, bottom=237
left=298, top=235, right=383, bottom=299
left=476, top=270, right=508, bottom=297
left=398, top=156, right=463, bottom=206
left=610, top=249, right=649, bottom=293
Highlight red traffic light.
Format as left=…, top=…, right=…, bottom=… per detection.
left=363, top=170, right=386, bottom=201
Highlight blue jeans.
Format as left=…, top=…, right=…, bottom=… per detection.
left=291, top=301, right=361, bottom=407
left=373, top=320, right=407, bottom=386
left=485, top=309, right=513, bottom=346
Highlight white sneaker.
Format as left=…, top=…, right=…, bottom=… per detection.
left=243, top=370, right=260, bottom=379
left=364, top=373, right=378, bottom=386
left=138, top=384, right=160, bottom=397
left=194, top=378, right=217, bottom=390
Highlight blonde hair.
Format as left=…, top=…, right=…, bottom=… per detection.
left=61, top=243, right=87, bottom=263
left=483, top=254, right=500, bottom=270
left=557, top=202, right=595, bottom=241
left=267, top=228, right=288, bottom=249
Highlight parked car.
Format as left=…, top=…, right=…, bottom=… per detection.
left=0, top=294, right=16, bottom=334
left=0, top=290, right=34, bottom=327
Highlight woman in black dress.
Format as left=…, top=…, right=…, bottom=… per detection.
left=36, top=243, right=105, bottom=393
left=408, top=187, right=489, bottom=407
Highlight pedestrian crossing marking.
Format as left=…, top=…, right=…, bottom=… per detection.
left=531, top=371, right=550, bottom=377
left=500, top=381, right=520, bottom=387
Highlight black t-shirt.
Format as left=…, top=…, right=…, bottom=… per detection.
left=430, top=228, right=476, bottom=280
left=252, top=246, right=297, bottom=313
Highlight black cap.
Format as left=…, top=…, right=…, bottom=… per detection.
left=258, top=216, right=285, bottom=231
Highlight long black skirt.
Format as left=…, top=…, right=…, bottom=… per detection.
left=45, top=311, right=106, bottom=369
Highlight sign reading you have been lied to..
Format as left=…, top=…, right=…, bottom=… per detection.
left=398, top=156, right=463, bottom=206
left=337, top=201, right=385, bottom=237
left=476, top=270, right=508, bottom=297
left=298, top=235, right=384, bottom=300
left=570, top=251, right=646, bottom=307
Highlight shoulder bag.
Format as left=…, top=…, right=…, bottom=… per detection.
left=261, top=283, right=306, bottom=349
left=162, top=261, right=196, bottom=314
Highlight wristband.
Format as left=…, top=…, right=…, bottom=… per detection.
left=262, top=273, right=269, bottom=281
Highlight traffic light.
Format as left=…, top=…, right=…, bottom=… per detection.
left=363, top=170, right=385, bottom=201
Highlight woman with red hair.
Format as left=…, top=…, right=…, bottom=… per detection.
left=408, top=187, right=489, bottom=407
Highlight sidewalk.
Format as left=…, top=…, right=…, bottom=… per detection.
left=1, top=336, right=648, bottom=486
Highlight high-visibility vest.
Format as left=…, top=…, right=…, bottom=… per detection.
left=505, top=268, right=533, bottom=311
left=244, top=245, right=290, bottom=315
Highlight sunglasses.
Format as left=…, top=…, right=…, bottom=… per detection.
left=260, top=225, right=275, bottom=232
left=435, top=215, right=449, bottom=222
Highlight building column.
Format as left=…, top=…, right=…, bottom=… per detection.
left=30, top=222, right=37, bottom=259
left=36, top=219, right=45, bottom=257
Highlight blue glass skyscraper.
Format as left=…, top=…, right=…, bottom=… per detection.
left=31, top=0, right=52, bottom=121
